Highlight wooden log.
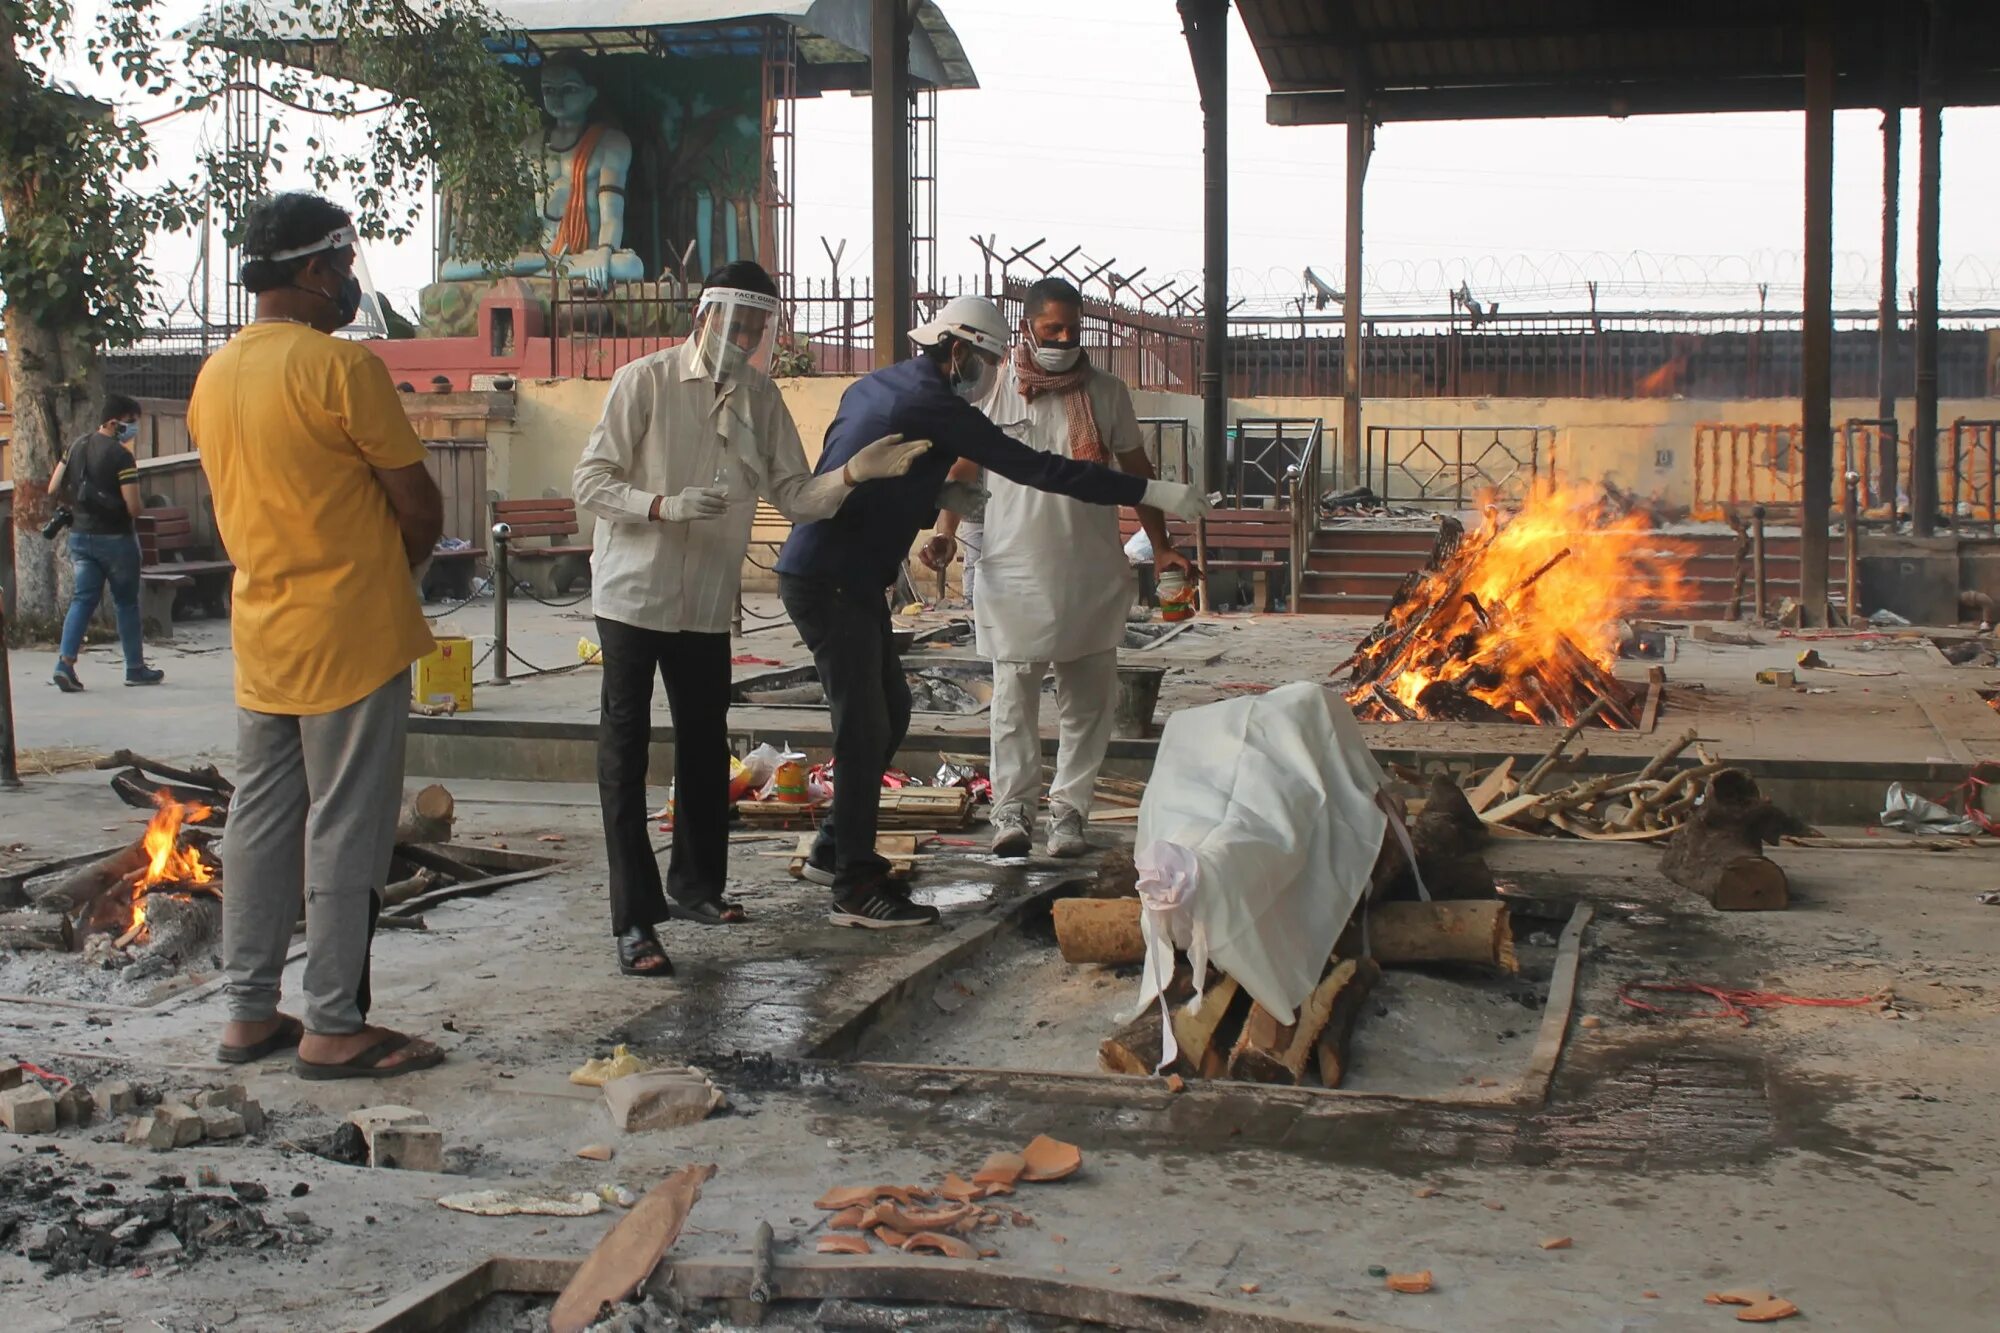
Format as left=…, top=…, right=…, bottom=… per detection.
left=1228, top=958, right=1378, bottom=1085
left=1660, top=769, right=1800, bottom=911
left=1170, top=976, right=1246, bottom=1080
left=1464, top=758, right=1515, bottom=814
left=395, top=785, right=456, bottom=845
left=1521, top=697, right=1609, bottom=792
left=0, top=910, right=75, bottom=952
left=380, top=869, right=443, bottom=910
left=1097, top=1005, right=1166, bottom=1077
left=31, top=842, right=147, bottom=914
left=1052, top=897, right=1144, bottom=965
left=1338, top=900, right=1517, bottom=972
left=1374, top=775, right=1497, bottom=901
left=93, top=749, right=235, bottom=797
left=1314, top=958, right=1382, bottom=1088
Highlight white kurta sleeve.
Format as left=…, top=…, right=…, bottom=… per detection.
left=759, top=391, right=850, bottom=521
left=573, top=362, right=659, bottom=523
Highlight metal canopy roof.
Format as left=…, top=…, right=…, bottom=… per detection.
left=1241, top=1, right=2000, bottom=124
left=190, top=0, right=976, bottom=95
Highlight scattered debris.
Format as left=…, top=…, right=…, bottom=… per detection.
left=437, top=1189, right=603, bottom=1217
left=1539, top=1236, right=1572, bottom=1250
left=1736, top=1298, right=1802, bottom=1322
left=1386, top=1270, right=1435, bottom=1294
left=817, top=1234, right=872, bottom=1255
left=1707, top=1289, right=1776, bottom=1306
left=600, top=1068, right=724, bottom=1132
left=1, top=1084, right=58, bottom=1134
left=577, top=1144, right=615, bottom=1162
left=551, top=1164, right=715, bottom=1333
left=570, top=1045, right=649, bottom=1088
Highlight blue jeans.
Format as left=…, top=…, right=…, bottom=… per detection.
left=58, top=531, right=146, bottom=671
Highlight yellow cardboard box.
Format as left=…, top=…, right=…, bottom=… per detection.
left=414, top=635, right=475, bottom=712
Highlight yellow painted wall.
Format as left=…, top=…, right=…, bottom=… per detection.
left=494, top=375, right=1998, bottom=513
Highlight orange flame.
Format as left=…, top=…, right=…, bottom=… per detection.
left=131, top=795, right=215, bottom=936
left=1348, top=483, right=1688, bottom=726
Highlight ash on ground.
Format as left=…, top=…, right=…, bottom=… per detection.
left=0, top=1157, right=318, bottom=1278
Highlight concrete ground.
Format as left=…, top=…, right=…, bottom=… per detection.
left=3, top=600, right=2000, bottom=1330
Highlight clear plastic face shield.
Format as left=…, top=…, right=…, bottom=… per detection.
left=691, top=287, right=781, bottom=385
left=267, top=224, right=387, bottom=339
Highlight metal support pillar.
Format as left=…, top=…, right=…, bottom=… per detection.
left=1341, top=77, right=1369, bottom=490
left=870, top=0, right=913, bottom=367
left=1181, top=0, right=1229, bottom=496
left=1876, top=106, right=1901, bottom=505
left=1799, top=25, right=1835, bottom=625
left=1912, top=99, right=1943, bottom=536
left=0, top=604, right=20, bottom=790
left=490, top=523, right=512, bottom=687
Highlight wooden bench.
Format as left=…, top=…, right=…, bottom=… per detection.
left=423, top=543, right=483, bottom=603
left=1117, top=508, right=1294, bottom=611
left=492, top=497, right=592, bottom=598
left=137, top=506, right=233, bottom=621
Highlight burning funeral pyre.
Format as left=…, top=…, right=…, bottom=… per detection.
left=1345, top=484, right=1685, bottom=727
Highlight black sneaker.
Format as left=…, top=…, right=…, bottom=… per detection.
left=829, top=882, right=940, bottom=930
left=124, top=665, right=165, bottom=687
left=799, top=847, right=836, bottom=887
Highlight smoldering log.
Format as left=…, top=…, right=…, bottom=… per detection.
left=1338, top=900, right=1518, bottom=973
left=32, top=843, right=148, bottom=914
left=94, top=750, right=235, bottom=797
left=109, top=770, right=230, bottom=823
left=1660, top=769, right=1801, bottom=911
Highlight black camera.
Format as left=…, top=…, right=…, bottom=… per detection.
left=41, top=506, right=73, bottom=540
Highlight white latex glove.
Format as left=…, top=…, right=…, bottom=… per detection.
left=657, top=486, right=729, bottom=522
left=1141, top=479, right=1212, bottom=521
left=845, top=433, right=933, bottom=483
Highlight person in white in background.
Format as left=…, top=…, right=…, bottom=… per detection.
left=925, top=277, right=1195, bottom=858
left=572, top=260, right=928, bottom=979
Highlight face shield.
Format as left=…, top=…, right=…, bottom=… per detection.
left=267, top=224, right=387, bottom=339
left=691, top=286, right=781, bottom=385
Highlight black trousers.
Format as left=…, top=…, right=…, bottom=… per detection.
left=595, top=616, right=732, bottom=935
left=777, top=574, right=910, bottom=891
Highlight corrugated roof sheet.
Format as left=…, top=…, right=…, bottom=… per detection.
left=1238, top=0, right=2000, bottom=122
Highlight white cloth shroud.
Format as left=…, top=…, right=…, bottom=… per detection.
left=1131, top=681, right=1393, bottom=1069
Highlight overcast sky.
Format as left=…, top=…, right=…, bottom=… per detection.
left=129, top=0, right=2000, bottom=322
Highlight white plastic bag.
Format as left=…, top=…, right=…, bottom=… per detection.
left=1131, top=682, right=1390, bottom=1058
left=740, top=742, right=785, bottom=793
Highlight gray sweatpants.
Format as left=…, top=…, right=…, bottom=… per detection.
left=222, top=672, right=408, bottom=1034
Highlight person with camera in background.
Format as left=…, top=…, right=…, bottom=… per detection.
left=46, top=392, right=165, bottom=692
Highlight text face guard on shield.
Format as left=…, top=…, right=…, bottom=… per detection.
left=265, top=224, right=389, bottom=340
left=692, top=287, right=781, bottom=385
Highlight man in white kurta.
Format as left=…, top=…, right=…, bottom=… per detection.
left=928, top=278, right=1193, bottom=858
left=572, top=261, right=926, bottom=976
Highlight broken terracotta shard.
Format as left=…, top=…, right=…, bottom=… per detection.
left=817, top=1234, right=872, bottom=1255
left=1736, top=1298, right=1801, bottom=1323
left=1019, top=1134, right=1083, bottom=1183
left=972, top=1152, right=1027, bottom=1187
left=1386, top=1270, right=1435, bottom=1294
left=903, top=1231, right=980, bottom=1260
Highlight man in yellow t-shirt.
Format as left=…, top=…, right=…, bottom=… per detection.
left=188, top=192, right=445, bottom=1081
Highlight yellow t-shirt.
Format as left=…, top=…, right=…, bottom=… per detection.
left=189, top=323, right=434, bottom=715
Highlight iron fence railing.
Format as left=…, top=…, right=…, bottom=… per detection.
left=1363, top=425, right=1551, bottom=509
left=100, top=289, right=2000, bottom=403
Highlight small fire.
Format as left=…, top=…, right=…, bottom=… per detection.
left=131, top=795, right=216, bottom=937
left=1347, top=483, right=1687, bottom=726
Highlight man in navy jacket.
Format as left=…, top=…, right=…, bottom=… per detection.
left=777, top=296, right=1207, bottom=928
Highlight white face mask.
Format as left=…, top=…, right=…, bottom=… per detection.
left=1032, top=344, right=1081, bottom=373
left=953, top=351, right=996, bottom=402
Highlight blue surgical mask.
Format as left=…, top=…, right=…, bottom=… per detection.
left=115, top=421, right=138, bottom=443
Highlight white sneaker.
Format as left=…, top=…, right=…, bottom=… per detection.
left=1046, top=805, right=1089, bottom=858
left=989, top=804, right=1033, bottom=858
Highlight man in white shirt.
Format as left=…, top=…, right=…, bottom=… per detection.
left=573, top=261, right=926, bottom=977
left=927, top=278, right=1195, bottom=859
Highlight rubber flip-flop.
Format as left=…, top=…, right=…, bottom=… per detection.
left=293, top=1031, right=445, bottom=1081
left=216, top=1015, right=303, bottom=1065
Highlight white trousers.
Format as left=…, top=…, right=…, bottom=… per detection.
left=989, top=648, right=1119, bottom=820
